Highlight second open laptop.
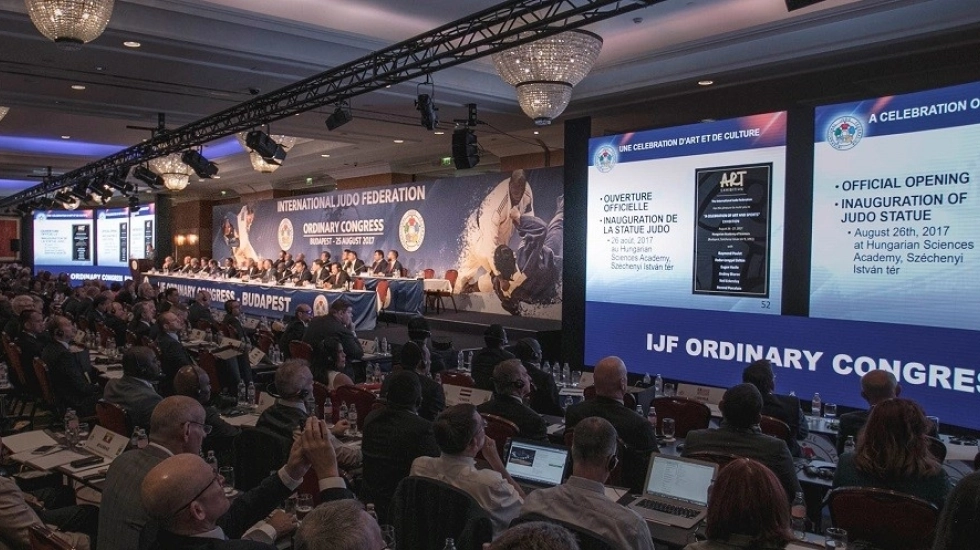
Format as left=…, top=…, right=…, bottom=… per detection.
left=503, top=437, right=571, bottom=493
left=628, top=453, right=718, bottom=529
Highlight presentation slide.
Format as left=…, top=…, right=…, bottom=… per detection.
left=129, top=203, right=156, bottom=259
left=33, top=210, right=94, bottom=266
left=811, top=81, right=980, bottom=332
left=96, top=208, right=130, bottom=267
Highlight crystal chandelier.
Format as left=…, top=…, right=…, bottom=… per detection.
left=0, top=107, right=8, bottom=123
left=492, top=30, right=603, bottom=126
left=24, top=0, right=115, bottom=50
left=235, top=132, right=297, bottom=173
left=149, top=153, right=192, bottom=191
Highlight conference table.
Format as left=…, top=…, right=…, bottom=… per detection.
left=145, top=273, right=379, bottom=331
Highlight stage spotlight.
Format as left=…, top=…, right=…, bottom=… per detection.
left=68, top=182, right=90, bottom=202
left=245, top=130, right=287, bottom=165
left=37, top=197, right=57, bottom=209
left=132, top=165, right=164, bottom=188
left=90, top=184, right=113, bottom=204
left=15, top=203, right=33, bottom=215
left=181, top=150, right=218, bottom=178
left=128, top=194, right=140, bottom=209
left=325, top=102, right=352, bottom=131
left=55, top=190, right=80, bottom=210
left=416, top=94, right=438, bottom=131
left=105, top=172, right=136, bottom=194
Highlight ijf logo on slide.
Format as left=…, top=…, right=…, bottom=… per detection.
left=277, top=218, right=294, bottom=251
left=594, top=144, right=617, bottom=173
left=399, top=209, right=425, bottom=252
left=827, top=116, right=864, bottom=151
left=313, top=295, right=329, bottom=317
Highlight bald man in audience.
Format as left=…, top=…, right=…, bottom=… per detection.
left=156, top=311, right=195, bottom=396
left=174, top=365, right=241, bottom=452
left=141, top=418, right=354, bottom=550
left=293, top=500, right=385, bottom=550
left=477, top=359, right=548, bottom=441
left=563, top=356, right=658, bottom=493
left=835, top=370, right=920, bottom=454
left=102, top=346, right=163, bottom=430
left=98, top=396, right=210, bottom=550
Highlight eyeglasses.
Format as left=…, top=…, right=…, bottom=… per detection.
left=186, top=421, right=213, bottom=435
left=169, top=472, right=219, bottom=517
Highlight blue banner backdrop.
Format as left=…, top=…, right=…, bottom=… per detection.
left=211, top=167, right=564, bottom=319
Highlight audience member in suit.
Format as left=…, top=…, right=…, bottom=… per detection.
left=323, top=262, right=350, bottom=290
left=106, top=302, right=130, bottom=348
left=0, top=476, right=98, bottom=550
left=141, top=418, right=356, bottom=550
left=278, top=304, right=311, bottom=359
left=683, top=383, right=802, bottom=501
left=368, top=249, right=388, bottom=275
left=4, top=295, right=36, bottom=342
left=302, top=298, right=363, bottom=367
left=158, top=288, right=182, bottom=314
left=520, top=417, right=654, bottom=550
left=188, top=291, right=216, bottom=330
left=222, top=257, right=238, bottom=278
left=255, top=359, right=359, bottom=470
left=130, top=301, right=157, bottom=343
left=294, top=500, right=388, bottom=550
left=406, top=316, right=446, bottom=375
left=478, top=359, right=548, bottom=441
left=836, top=370, right=904, bottom=454
left=291, top=260, right=313, bottom=285
left=220, top=300, right=253, bottom=387
left=102, top=346, right=163, bottom=430
left=384, top=249, right=403, bottom=277
left=173, top=366, right=241, bottom=453
left=344, top=250, right=366, bottom=275
left=309, top=260, right=328, bottom=285
left=362, top=370, right=440, bottom=522
left=389, top=341, right=445, bottom=422
left=87, top=294, right=111, bottom=329
left=40, top=315, right=101, bottom=416
left=564, top=357, right=659, bottom=493
left=14, top=309, right=46, bottom=394
left=742, top=360, right=809, bottom=457
left=156, top=312, right=195, bottom=397
left=98, top=396, right=209, bottom=550
left=514, top=337, right=562, bottom=416
left=471, top=324, right=515, bottom=391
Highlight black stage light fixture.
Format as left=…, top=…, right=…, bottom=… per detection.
left=68, top=181, right=90, bottom=201
left=451, top=128, right=479, bottom=169
left=132, top=165, right=164, bottom=188
left=15, top=202, right=33, bottom=215
left=106, top=171, right=136, bottom=194
left=91, top=183, right=113, bottom=204
left=245, top=130, right=287, bottom=165
left=325, top=102, right=352, bottom=131
left=415, top=78, right=438, bottom=131
left=55, top=190, right=80, bottom=209
left=128, top=194, right=140, bottom=210
left=181, top=150, right=219, bottom=178
left=466, top=103, right=478, bottom=127
left=37, top=197, right=57, bottom=209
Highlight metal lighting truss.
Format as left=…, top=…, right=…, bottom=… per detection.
left=1, top=0, right=659, bottom=208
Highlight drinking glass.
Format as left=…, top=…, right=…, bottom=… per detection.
left=219, top=466, right=236, bottom=496
left=380, top=525, right=396, bottom=549
left=76, top=423, right=90, bottom=444
left=662, top=418, right=676, bottom=440
left=824, top=403, right=837, bottom=419
left=296, top=494, right=314, bottom=521
left=825, top=527, right=848, bottom=549
left=663, top=383, right=676, bottom=397
left=284, top=495, right=298, bottom=520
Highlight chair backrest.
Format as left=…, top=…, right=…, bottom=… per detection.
left=440, top=370, right=475, bottom=388
left=96, top=400, right=129, bottom=435
left=376, top=279, right=391, bottom=309
left=684, top=451, right=741, bottom=468
left=333, top=384, right=377, bottom=429
left=444, top=269, right=459, bottom=288
left=759, top=414, right=791, bottom=441
left=28, top=524, right=76, bottom=550
left=391, top=476, right=493, bottom=550
left=196, top=351, right=223, bottom=396
left=423, top=268, right=435, bottom=279
left=511, top=513, right=620, bottom=550
left=926, top=436, right=947, bottom=462
left=233, top=427, right=291, bottom=492
left=312, top=381, right=330, bottom=418
left=6, top=341, right=29, bottom=389
left=400, top=268, right=408, bottom=278
left=827, top=486, right=940, bottom=550
left=256, top=332, right=275, bottom=354
left=289, top=340, right=313, bottom=362
left=195, top=319, right=213, bottom=331
left=650, top=396, right=711, bottom=437
left=352, top=277, right=365, bottom=291
left=33, top=357, right=57, bottom=408
left=480, top=413, right=519, bottom=461
left=218, top=322, right=236, bottom=338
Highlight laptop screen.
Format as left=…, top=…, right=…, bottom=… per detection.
left=643, top=454, right=716, bottom=507
left=504, top=439, right=569, bottom=487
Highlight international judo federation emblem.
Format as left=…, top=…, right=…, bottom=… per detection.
left=277, top=218, right=294, bottom=251
left=827, top=116, right=864, bottom=151
left=399, top=210, right=425, bottom=252
left=594, top=144, right=617, bottom=173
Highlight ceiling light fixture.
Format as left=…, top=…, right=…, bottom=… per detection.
left=149, top=153, right=192, bottom=191
left=71, top=84, right=86, bottom=90
left=123, top=40, right=140, bottom=48
left=698, top=80, right=714, bottom=86
left=238, top=130, right=295, bottom=173
left=24, top=0, right=115, bottom=50
left=325, top=102, right=352, bottom=131
left=492, top=30, right=603, bottom=126
left=180, top=149, right=218, bottom=179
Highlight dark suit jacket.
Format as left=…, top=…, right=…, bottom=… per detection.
left=417, top=373, right=446, bottom=422
left=362, top=406, right=440, bottom=521
left=683, top=423, right=802, bottom=501
left=188, top=302, right=216, bottom=329
left=103, top=375, right=162, bottom=431
left=277, top=321, right=307, bottom=358
left=384, top=260, right=403, bottom=277
left=471, top=347, right=515, bottom=391
left=203, top=404, right=242, bottom=453
left=325, top=271, right=350, bottom=290
left=105, top=315, right=129, bottom=347
left=40, top=342, right=100, bottom=415
left=370, top=259, right=388, bottom=275
left=223, top=315, right=249, bottom=342
left=564, top=396, right=660, bottom=493
left=302, top=315, right=363, bottom=364
left=256, top=403, right=307, bottom=443
left=293, top=269, right=313, bottom=284
left=477, top=393, right=548, bottom=441
left=14, top=331, right=46, bottom=393
left=761, top=392, right=808, bottom=457
left=98, top=445, right=172, bottom=550
left=524, top=361, right=562, bottom=416
left=130, top=320, right=153, bottom=342
left=156, top=333, right=194, bottom=397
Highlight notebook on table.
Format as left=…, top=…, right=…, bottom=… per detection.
left=503, top=438, right=570, bottom=492
left=629, top=453, right=717, bottom=529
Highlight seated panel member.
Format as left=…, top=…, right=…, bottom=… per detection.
left=324, top=263, right=350, bottom=290
left=383, top=250, right=403, bottom=277
left=368, top=249, right=388, bottom=275
left=477, top=359, right=548, bottom=441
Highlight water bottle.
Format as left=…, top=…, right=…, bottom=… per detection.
left=563, top=395, right=573, bottom=410
left=443, top=538, right=457, bottom=550
left=348, top=407, right=358, bottom=435
left=373, top=363, right=382, bottom=382
left=323, top=397, right=333, bottom=422
left=237, top=381, right=247, bottom=407
left=339, top=401, right=349, bottom=422
left=457, top=351, right=464, bottom=370
left=811, top=392, right=821, bottom=417
left=0, top=363, right=9, bottom=388
left=137, top=428, right=148, bottom=449
left=465, top=351, right=473, bottom=370
left=843, top=436, right=856, bottom=454
left=648, top=406, right=658, bottom=431
left=130, top=426, right=142, bottom=448
left=381, top=337, right=388, bottom=355
left=366, top=503, right=379, bottom=523
left=791, top=491, right=807, bottom=540
left=305, top=394, right=318, bottom=418
left=373, top=337, right=380, bottom=354
left=654, top=374, right=664, bottom=396
left=434, top=372, right=442, bottom=384
left=64, top=408, right=79, bottom=449
left=206, top=450, right=218, bottom=473
left=562, top=362, right=571, bottom=386
left=641, top=372, right=651, bottom=387
left=636, top=404, right=644, bottom=416
left=246, top=382, right=256, bottom=409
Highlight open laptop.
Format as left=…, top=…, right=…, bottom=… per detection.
left=629, top=453, right=717, bottom=529
left=503, top=438, right=570, bottom=493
